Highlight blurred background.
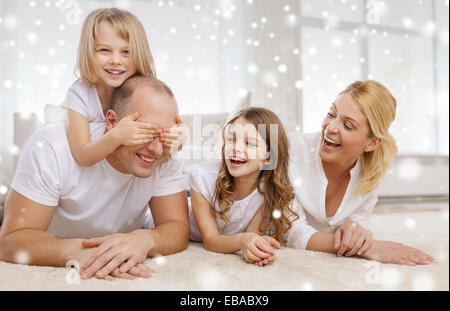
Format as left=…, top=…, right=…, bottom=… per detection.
left=0, top=0, right=448, bottom=211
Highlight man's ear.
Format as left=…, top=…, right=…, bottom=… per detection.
left=105, top=110, right=119, bottom=131
left=364, top=136, right=383, bottom=153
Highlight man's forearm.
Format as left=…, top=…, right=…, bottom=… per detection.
left=0, top=229, right=84, bottom=267
left=135, top=220, right=189, bottom=257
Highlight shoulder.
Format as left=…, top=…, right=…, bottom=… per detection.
left=288, top=131, right=321, bottom=158
left=188, top=160, right=222, bottom=196
left=16, top=123, right=72, bottom=179
left=65, top=79, right=97, bottom=106
left=155, top=154, right=184, bottom=175
left=30, top=123, right=69, bottom=148
left=68, top=79, right=93, bottom=96
left=189, top=159, right=222, bottom=180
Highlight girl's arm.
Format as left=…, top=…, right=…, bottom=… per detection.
left=245, top=205, right=270, bottom=235
left=66, top=109, right=161, bottom=167
left=190, top=189, right=244, bottom=253
left=66, top=109, right=121, bottom=167
left=191, top=190, right=277, bottom=264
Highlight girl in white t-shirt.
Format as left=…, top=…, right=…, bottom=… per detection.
left=188, top=107, right=299, bottom=266
left=63, top=8, right=183, bottom=167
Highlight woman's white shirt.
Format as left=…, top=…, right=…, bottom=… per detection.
left=187, top=160, right=264, bottom=242
left=286, top=132, right=378, bottom=250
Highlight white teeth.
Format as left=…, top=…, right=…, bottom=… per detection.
left=106, top=69, right=124, bottom=74
left=230, top=157, right=247, bottom=163
left=324, top=135, right=339, bottom=145
left=138, top=154, right=155, bottom=163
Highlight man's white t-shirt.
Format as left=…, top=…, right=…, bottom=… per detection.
left=11, top=122, right=186, bottom=239
left=61, top=79, right=106, bottom=123
left=187, top=160, right=264, bottom=242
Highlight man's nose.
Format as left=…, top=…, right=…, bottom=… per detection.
left=145, top=138, right=164, bottom=157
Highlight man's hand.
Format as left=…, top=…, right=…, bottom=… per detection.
left=334, top=220, right=373, bottom=257
left=361, top=240, right=436, bottom=266
left=79, top=231, right=154, bottom=280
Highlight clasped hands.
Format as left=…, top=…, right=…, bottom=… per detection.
left=78, top=231, right=155, bottom=281
left=239, top=232, right=281, bottom=267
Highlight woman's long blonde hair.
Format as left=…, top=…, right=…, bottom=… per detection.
left=341, top=80, right=398, bottom=194
left=76, top=8, right=156, bottom=84
left=212, top=107, right=299, bottom=242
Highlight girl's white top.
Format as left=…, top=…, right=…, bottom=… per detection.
left=62, top=79, right=106, bottom=123
left=187, top=160, right=264, bottom=242
left=286, top=132, right=378, bottom=250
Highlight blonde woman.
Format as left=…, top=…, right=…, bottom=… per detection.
left=287, top=80, right=435, bottom=266
left=64, top=8, right=182, bottom=167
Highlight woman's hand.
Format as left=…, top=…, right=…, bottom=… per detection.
left=361, top=240, right=436, bottom=266
left=334, top=220, right=373, bottom=257
left=112, top=112, right=161, bottom=146
left=239, top=233, right=278, bottom=265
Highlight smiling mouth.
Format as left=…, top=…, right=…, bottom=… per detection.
left=105, top=69, right=125, bottom=77
left=229, top=156, right=248, bottom=166
left=137, top=153, right=156, bottom=164
left=323, top=134, right=341, bottom=148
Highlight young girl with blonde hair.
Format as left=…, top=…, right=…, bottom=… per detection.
left=188, top=107, right=299, bottom=266
left=63, top=8, right=181, bottom=167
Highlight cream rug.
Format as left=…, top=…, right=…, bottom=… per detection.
left=0, top=210, right=448, bottom=291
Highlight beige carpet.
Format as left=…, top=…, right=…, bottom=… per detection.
left=0, top=210, right=448, bottom=291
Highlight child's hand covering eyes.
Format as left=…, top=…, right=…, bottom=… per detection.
left=160, top=116, right=187, bottom=154
left=112, top=112, right=162, bottom=146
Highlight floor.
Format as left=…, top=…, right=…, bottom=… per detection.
left=0, top=207, right=448, bottom=291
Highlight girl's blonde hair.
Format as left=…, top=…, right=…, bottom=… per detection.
left=76, top=8, right=156, bottom=84
left=212, top=107, right=299, bottom=243
left=341, top=80, right=398, bottom=194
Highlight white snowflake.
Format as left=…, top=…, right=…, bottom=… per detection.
left=246, top=63, right=259, bottom=75
left=396, top=158, right=422, bottom=180
left=15, top=250, right=31, bottom=265
left=4, top=14, right=18, bottom=29
left=404, top=217, right=417, bottom=229
left=3, top=80, right=13, bottom=89
left=402, top=17, right=414, bottom=29
left=9, top=145, right=20, bottom=156
left=278, top=64, right=287, bottom=73
left=0, top=185, right=8, bottom=195
left=295, top=80, right=304, bottom=89
left=154, top=255, right=167, bottom=265
left=272, top=210, right=281, bottom=219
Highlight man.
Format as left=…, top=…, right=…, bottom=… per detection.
left=0, top=76, right=189, bottom=280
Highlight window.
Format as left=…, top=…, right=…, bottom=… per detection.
left=298, top=0, right=449, bottom=155
left=0, top=0, right=448, bottom=157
